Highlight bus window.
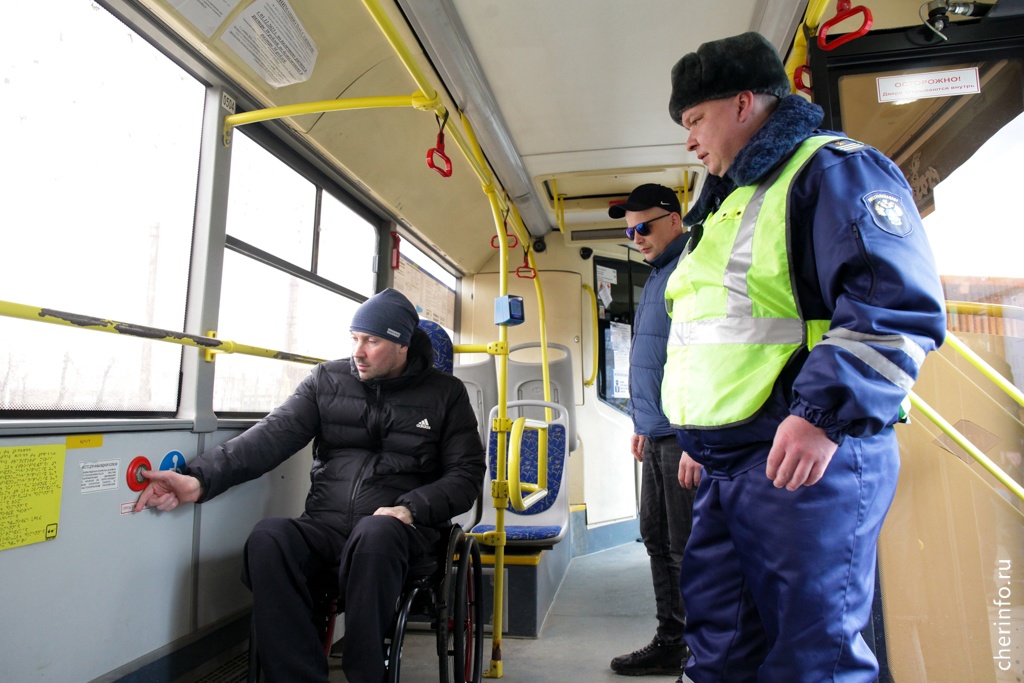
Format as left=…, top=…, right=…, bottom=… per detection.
left=216, top=131, right=376, bottom=413
left=317, top=191, right=377, bottom=297
left=1, top=1, right=203, bottom=414
left=225, top=132, right=317, bottom=270
left=215, top=252, right=360, bottom=412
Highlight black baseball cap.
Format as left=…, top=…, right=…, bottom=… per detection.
left=608, top=183, right=681, bottom=219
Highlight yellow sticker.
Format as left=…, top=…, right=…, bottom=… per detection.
left=66, top=434, right=103, bottom=450
left=1, top=444, right=66, bottom=552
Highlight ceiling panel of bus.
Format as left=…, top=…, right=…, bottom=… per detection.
left=131, top=0, right=974, bottom=275
left=399, top=0, right=943, bottom=246
left=421, top=0, right=805, bottom=244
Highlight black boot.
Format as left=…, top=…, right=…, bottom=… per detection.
left=610, top=636, right=689, bottom=676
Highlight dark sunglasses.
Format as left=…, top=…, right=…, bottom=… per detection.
left=624, top=213, right=671, bottom=240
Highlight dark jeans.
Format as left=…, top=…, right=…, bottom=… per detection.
left=639, top=435, right=696, bottom=644
left=243, top=514, right=431, bottom=683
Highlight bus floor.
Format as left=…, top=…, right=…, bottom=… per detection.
left=332, top=538, right=672, bottom=683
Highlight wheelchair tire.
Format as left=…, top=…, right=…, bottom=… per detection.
left=386, top=584, right=421, bottom=683
left=439, top=533, right=484, bottom=683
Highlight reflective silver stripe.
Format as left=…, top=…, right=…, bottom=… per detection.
left=722, top=163, right=790, bottom=319
left=668, top=317, right=805, bottom=346
left=817, top=337, right=916, bottom=391
left=824, top=327, right=927, bottom=368
left=722, top=195, right=756, bottom=318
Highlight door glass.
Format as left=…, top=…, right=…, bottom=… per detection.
left=839, top=59, right=1024, bottom=682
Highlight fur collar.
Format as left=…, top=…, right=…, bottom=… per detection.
left=683, top=95, right=824, bottom=226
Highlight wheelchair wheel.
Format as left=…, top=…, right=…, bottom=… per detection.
left=438, top=533, right=484, bottom=683
left=386, top=584, right=422, bottom=683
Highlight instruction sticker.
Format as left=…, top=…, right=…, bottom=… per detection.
left=80, top=459, right=120, bottom=494
left=1, top=444, right=65, bottom=551
left=169, top=0, right=241, bottom=38
left=223, top=0, right=318, bottom=87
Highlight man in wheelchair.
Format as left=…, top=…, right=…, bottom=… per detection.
left=134, top=289, right=486, bottom=683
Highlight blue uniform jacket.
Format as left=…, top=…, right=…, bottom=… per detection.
left=629, top=233, right=689, bottom=439
left=676, top=98, right=947, bottom=475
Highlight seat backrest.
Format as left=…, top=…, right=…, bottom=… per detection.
left=451, top=355, right=498, bottom=531
left=453, top=355, right=498, bottom=446
left=470, top=400, right=570, bottom=547
left=506, top=342, right=577, bottom=451
left=417, top=319, right=483, bottom=531
left=417, top=319, right=453, bottom=373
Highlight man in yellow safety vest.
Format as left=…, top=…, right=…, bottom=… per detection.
left=663, top=32, right=946, bottom=682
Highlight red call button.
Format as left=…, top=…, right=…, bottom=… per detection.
left=126, top=456, right=152, bottom=492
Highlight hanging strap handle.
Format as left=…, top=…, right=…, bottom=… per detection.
left=794, top=64, right=813, bottom=96
left=426, top=112, right=453, bottom=177
left=818, top=0, right=873, bottom=51
left=515, top=248, right=536, bottom=279
left=490, top=207, right=519, bottom=249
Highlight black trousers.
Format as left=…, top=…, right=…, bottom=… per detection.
left=243, top=514, right=432, bottom=683
left=639, top=435, right=696, bottom=644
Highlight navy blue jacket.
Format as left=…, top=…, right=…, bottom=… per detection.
left=629, top=233, right=689, bottom=439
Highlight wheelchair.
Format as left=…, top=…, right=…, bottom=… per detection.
left=247, top=524, right=485, bottom=683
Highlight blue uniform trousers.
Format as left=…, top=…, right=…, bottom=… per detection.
left=681, top=429, right=899, bottom=682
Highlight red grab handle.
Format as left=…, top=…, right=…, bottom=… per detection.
left=818, top=1, right=873, bottom=51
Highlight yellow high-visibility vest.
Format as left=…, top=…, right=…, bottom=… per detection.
left=662, top=135, right=838, bottom=429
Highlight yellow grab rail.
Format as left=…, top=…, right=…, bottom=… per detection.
left=223, top=95, right=419, bottom=143
left=944, top=332, right=1024, bottom=410
left=785, top=0, right=832, bottom=93
left=582, top=284, right=598, bottom=387
left=507, top=416, right=550, bottom=511
left=906, top=307, right=1024, bottom=504
left=500, top=399, right=566, bottom=512
left=909, top=390, right=1024, bottom=503
left=0, top=299, right=325, bottom=366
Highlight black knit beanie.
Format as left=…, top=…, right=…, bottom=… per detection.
left=669, top=32, right=791, bottom=125
left=349, top=288, right=419, bottom=346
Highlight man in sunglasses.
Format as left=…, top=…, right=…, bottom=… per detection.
left=607, top=184, right=701, bottom=677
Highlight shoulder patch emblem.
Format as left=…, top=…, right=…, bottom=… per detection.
left=828, top=139, right=866, bottom=154
left=862, top=191, right=914, bottom=237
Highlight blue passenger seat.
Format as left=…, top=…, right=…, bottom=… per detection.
left=471, top=400, right=570, bottom=548
left=417, top=319, right=454, bottom=374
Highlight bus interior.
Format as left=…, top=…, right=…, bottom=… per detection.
left=2, top=0, right=1023, bottom=681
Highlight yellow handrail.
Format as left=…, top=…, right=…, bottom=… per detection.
left=507, top=416, right=550, bottom=511
left=908, top=391, right=1024, bottom=503
left=582, top=284, right=598, bottom=387
left=945, top=300, right=1024, bottom=320
left=0, top=299, right=326, bottom=366
left=944, top=333, right=1024, bottom=410
left=785, top=0, right=833, bottom=93
left=906, top=305, right=1024, bottom=504
left=223, top=95, right=419, bottom=144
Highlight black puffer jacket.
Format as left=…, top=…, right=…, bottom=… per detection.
left=187, top=329, right=485, bottom=540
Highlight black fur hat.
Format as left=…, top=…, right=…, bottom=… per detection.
left=669, top=32, right=791, bottom=125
